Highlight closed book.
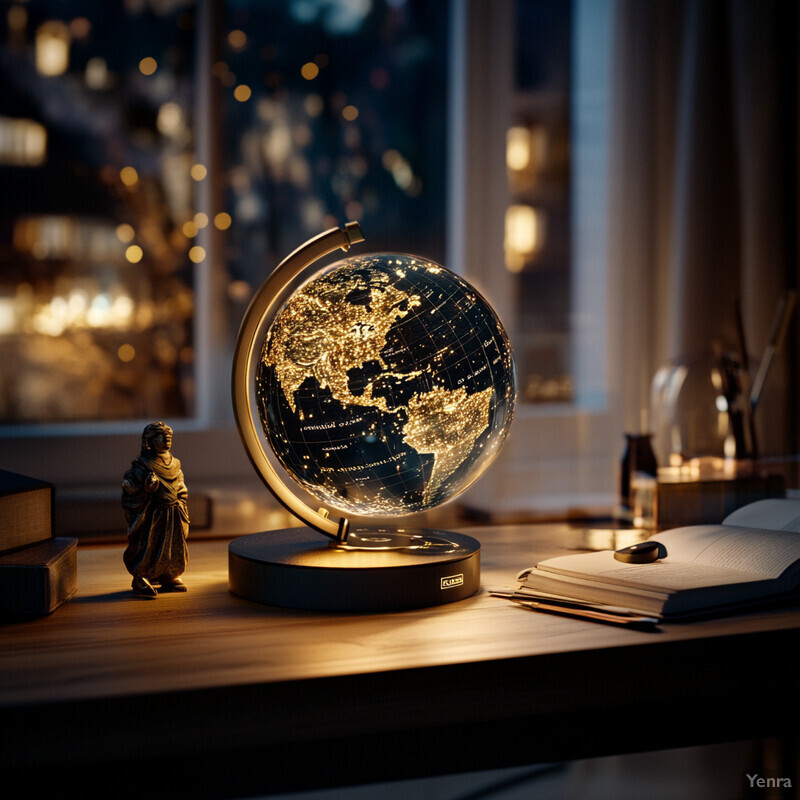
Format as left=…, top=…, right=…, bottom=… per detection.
left=0, top=538, right=78, bottom=615
left=0, top=470, right=54, bottom=553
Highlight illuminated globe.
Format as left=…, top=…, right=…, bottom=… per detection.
left=255, top=252, right=516, bottom=518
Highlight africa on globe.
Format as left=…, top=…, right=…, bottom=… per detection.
left=255, top=252, right=516, bottom=518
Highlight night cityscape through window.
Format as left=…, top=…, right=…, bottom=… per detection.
left=0, top=0, right=571, bottom=426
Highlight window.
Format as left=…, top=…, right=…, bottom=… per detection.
left=0, top=0, right=198, bottom=426
left=0, top=0, right=449, bottom=430
left=220, top=0, right=449, bottom=276
left=1, top=0, right=619, bottom=517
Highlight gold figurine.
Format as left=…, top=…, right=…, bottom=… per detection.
left=122, top=422, right=189, bottom=597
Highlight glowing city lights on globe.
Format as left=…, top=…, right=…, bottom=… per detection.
left=255, top=252, right=516, bottom=518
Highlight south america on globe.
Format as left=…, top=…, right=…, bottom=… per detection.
left=256, top=253, right=516, bottom=518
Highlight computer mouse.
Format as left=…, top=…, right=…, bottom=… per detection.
left=613, top=541, right=667, bottom=563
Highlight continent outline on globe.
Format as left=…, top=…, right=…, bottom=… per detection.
left=256, top=252, right=516, bottom=518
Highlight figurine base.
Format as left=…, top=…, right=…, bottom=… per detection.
left=228, top=527, right=480, bottom=612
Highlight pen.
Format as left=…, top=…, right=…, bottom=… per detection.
left=489, top=588, right=650, bottom=617
left=488, top=588, right=661, bottom=627
left=514, top=599, right=660, bottom=628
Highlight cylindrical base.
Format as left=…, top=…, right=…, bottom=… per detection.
left=228, top=527, right=481, bottom=612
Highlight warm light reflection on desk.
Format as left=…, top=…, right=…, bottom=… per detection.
left=658, top=455, right=749, bottom=481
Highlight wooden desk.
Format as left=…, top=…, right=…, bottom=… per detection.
left=2, top=524, right=799, bottom=798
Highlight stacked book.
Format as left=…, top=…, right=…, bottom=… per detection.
left=0, top=470, right=77, bottom=615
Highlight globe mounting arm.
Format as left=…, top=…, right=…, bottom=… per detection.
left=232, top=222, right=365, bottom=544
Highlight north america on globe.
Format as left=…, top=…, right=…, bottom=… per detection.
left=256, top=253, right=515, bottom=517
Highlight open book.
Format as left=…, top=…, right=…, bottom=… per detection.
left=516, top=498, right=800, bottom=619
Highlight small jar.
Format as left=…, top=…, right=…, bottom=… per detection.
left=620, top=433, right=658, bottom=511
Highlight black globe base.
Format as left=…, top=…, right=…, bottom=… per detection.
left=228, top=527, right=481, bottom=612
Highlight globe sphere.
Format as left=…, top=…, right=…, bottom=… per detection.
left=256, top=252, right=515, bottom=517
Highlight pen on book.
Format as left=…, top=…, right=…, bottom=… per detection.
left=489, top=588, right=649, bottom=618
left=489, top=589, right=661, bottom=627
left=514, top=599, right=661, bottom=628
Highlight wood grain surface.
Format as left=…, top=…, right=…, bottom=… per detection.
left=2, top=524, right=799, bottom=798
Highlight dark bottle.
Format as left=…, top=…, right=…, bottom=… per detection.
left=620, top=433, right=658, bottom=510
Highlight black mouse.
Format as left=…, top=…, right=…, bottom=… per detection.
left=614, top=541, right=667, bottom=563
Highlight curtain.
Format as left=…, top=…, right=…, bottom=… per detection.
left=608, top=0, right=798, bottom=460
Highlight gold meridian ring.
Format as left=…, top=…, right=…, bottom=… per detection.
left=231, top=222, right=365, bottom=543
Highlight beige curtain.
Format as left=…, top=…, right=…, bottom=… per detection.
left=609, top=0, right=798, bottom=458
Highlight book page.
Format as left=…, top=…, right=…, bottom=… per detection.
left=651, top=525, right=734, bottom=562
left=723, top=498, right=800, bottom=532
left=664, top=526, right=800, bottom=578
left=652, top=524, right=800, bottom=577
left=650, top=500, right=800, bottom=577
left=534, top=552, right=771, bottom=592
